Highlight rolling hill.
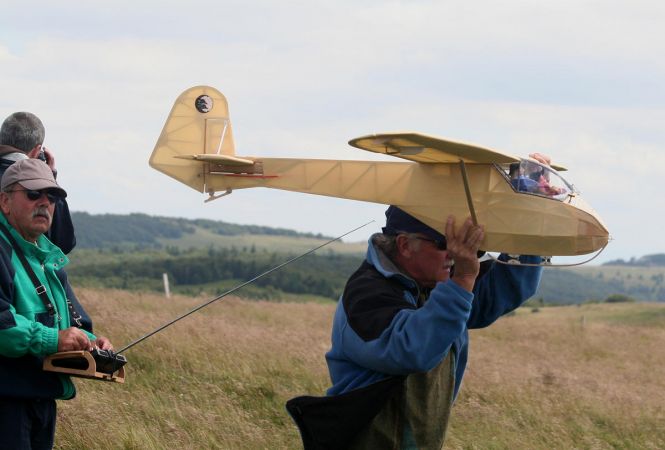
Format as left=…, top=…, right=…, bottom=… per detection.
left=68, top=212, right=665, bottom=304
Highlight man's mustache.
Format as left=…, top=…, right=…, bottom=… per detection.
left=32, top=207, right=52, bottom=221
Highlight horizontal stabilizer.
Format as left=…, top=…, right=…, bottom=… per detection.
left=174, top=154, right=255, bottom=166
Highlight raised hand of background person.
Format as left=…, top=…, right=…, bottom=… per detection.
left=27, top=144, right=56, bottom=172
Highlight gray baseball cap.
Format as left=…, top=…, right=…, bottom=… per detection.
left=1, top=159, right=67, bottom=198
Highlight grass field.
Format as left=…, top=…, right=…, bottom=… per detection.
left=54, top=290, right=665, bottom=449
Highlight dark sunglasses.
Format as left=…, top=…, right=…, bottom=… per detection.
left=8, top=189, right=61, bottom=204
left=414, top=236, right=447, bottom=251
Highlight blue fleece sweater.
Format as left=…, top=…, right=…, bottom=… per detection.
left=326, top=235, right=542, bottom=399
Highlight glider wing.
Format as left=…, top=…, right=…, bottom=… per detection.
left=349, top=132, right=520, bottom=164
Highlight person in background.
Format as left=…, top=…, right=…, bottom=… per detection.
left=0, top=112, right=76, bottom=254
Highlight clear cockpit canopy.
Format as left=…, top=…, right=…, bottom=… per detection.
left=498, top=159, right=576, bottom=201
left=489, top=160, right=605, bottom=266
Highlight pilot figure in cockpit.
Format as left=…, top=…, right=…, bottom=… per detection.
left=510, top=153, right=566, bottom=197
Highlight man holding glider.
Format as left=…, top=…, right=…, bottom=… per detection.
left=288, top=207, right=542, bottom=449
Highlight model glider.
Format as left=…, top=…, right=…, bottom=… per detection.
left=149, top=86, right=609, bottom=258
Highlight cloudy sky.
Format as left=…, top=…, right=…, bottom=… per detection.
left=1, top=1, right=663, bottom=264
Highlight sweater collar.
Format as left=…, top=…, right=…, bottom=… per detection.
left=366, top=233, right=419, bottom=294
left=0, top=213, right=68, bottom=269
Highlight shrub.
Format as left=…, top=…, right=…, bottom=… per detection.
left=605, top=294, right=636, bottom=303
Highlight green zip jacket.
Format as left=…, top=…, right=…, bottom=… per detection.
left=0, top=213, right=95, bottom=400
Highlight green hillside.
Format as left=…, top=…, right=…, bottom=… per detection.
left=71, top=212, right=366, bottom=254
left=603, top=253, right=665, bottom=266
left=68, top=212, right=665, bottom=304
left=534, top=262, right=665, bottom=304
left=68, top=212, right=365, bottom=301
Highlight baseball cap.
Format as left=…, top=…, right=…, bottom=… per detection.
left=382, top=206, right=445, bottom=244
left=1, top=158, right=67, bottom=197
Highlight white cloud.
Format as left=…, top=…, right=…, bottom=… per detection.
left=1, top=1, right=664, bottom=262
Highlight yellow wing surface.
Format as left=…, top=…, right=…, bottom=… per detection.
left=350, top=133, right=567, bottom=171
left=349, top=132, right=520, bottom=164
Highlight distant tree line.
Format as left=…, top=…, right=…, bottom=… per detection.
left=72, top=212, right=190, bottom=248
left=535, top=268, right=665, bottom=303
left=603, top=253, right=665, bottom=267
left=71, top=212, right=332, bottom=250
left=186, top=218, right=331, bottom=239
left=68, top=212, right=665, bottom=304
left=68, top=247, right=362, bottom=300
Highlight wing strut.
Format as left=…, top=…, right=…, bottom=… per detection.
left=459, top=160, right=478, bottom=226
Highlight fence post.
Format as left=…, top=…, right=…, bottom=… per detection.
left=163, top=273, right=171, bottom=298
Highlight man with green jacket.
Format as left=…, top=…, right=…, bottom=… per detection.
left=0, top=158, right=112, bottom=450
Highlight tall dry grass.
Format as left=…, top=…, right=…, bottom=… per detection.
left=54, top=290, right=665, bottom=449
left=447, top=304, right=665, bottom=449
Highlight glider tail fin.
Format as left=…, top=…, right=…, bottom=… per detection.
left=149, top=86, right=236, bottom=192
